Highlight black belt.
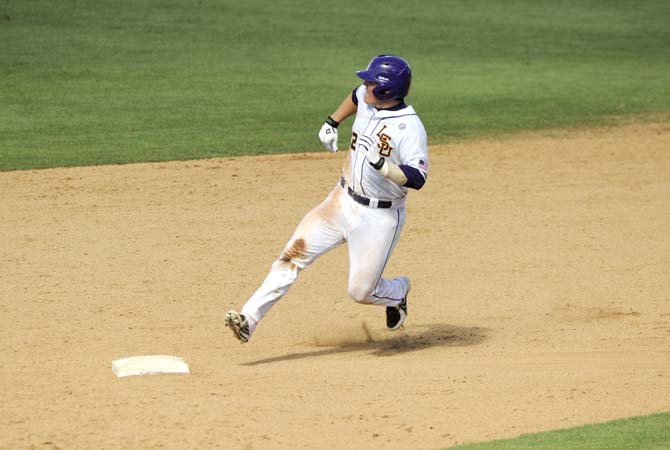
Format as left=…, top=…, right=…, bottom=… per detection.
left=340, top=178, right=392, bottom=209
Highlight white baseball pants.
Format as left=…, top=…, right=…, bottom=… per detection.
left=240, top=181, right=409, bottom=336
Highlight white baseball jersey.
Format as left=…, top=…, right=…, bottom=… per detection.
left=345, top=84, right=429, bottom=201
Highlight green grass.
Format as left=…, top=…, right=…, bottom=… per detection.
left=443, top=412, right=670, bottom=450
left=1, top=0, right=670, bottom=170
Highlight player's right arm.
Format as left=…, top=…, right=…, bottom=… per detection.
left=329, top=92, right=357, bottom=123
left=318, top=91, right=358, bottom=152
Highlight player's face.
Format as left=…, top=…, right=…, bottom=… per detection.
left=363, top=81, right=380, bottom=105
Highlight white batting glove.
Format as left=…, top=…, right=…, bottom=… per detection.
left=318, top=118, right=339, bottom=153
left=356, top=134, right=385, bottom=170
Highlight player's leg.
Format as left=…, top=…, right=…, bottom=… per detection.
left=345, top=206, right=409, bottom=308
left=228, top=187, right=346, bottom=341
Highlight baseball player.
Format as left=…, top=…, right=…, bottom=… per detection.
left=225, top=54, right=428, bottom=343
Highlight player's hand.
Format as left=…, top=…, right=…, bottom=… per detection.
left=318, top=122, right=338, bottom=153
left=356, top=134, right=384, bottom=169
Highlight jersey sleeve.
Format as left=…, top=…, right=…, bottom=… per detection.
left=398, top=120, right=429, bottom=179
left=353, top=84, right=366, bottom=106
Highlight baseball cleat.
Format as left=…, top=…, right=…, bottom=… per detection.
left=386, top=278, right=410, bottom=330
left=225, top=310, right=250, bottom=343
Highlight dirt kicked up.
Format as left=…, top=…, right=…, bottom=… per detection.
left=1, top=122, right=669, bottom=450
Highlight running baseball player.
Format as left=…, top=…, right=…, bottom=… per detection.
left=225, top=54, right=428, bottom=343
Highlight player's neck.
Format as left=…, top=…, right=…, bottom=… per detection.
left=374, top=100, right=407, bottom=111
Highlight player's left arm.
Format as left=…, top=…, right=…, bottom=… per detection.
left=357, top=126, right=428, bottom=189
left=395, top=124, right=428, bottom=189
left=359, top=149, right=427, bottom=189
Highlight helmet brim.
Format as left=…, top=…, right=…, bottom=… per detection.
left=355, top=70, right=376, bottom=82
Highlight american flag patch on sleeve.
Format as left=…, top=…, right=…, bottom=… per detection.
left=419, top=159, right=428, bottom=171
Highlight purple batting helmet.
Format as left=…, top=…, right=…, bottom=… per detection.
left=356, top=55, right=412, bottom=101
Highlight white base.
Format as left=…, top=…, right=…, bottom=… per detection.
left=112, top=355, right=190, bottom=378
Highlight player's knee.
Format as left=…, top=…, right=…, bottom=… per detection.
left=348, top=284, right=374, bottom=303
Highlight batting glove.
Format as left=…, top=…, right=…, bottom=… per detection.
left=318, top=117, right=339, bottom=153
left=356, top=134, right=385, bottom=170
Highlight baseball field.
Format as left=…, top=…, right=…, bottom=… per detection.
left=2, top=1, right=670, bottom=449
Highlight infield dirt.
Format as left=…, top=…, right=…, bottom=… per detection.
left=1, top=122, right=669, bottom=449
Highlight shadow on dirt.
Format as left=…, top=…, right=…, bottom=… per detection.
left=241, top=323, right=487, bottom=366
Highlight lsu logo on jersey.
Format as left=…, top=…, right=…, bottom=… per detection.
left=375, top=124, right=393, bottom=157
left=350, top=125, right=394, bottom=156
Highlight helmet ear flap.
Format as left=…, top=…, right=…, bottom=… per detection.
left=373, top=87, right=393, bottom=101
